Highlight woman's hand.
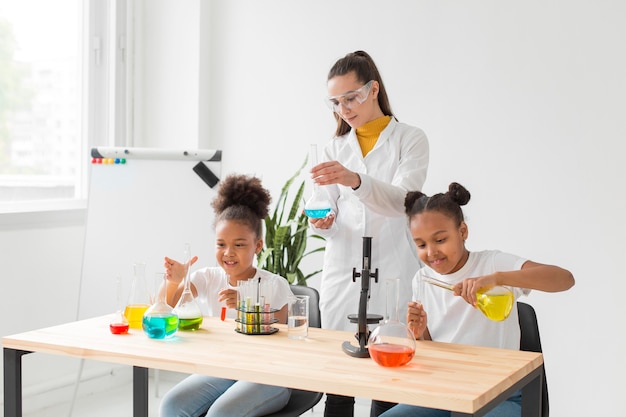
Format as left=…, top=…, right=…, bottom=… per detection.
left=311, top=161, right=360, bottom=189
left=309, top=212, right=335, bottom=229
left=164, top=255, right=198, bottom=284
left=218, top=288, right=238, bottom=309
left=407, top=301, right=428, bottom=340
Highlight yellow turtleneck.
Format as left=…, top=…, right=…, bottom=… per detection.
left=355, top=115, right=391, bottom=157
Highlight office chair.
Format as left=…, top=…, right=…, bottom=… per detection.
left=262, top=285, right=324, bottom=417
left=517, top=302, right=549, bottom=417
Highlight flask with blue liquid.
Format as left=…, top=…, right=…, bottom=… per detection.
left=142, top=272, right=179, bottom=339
left=304, top=144, right=332, bottom=219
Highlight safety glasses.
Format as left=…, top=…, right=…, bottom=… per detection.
left=325, top=80, right=374, bottom=113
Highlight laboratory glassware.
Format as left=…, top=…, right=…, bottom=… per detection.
left=109, top=275, right=129, bottom=334
left=304, top=144, right=332, bottom=218
left=235, top=277, right=278, bottom=335
left=174, top=243, right=203, bottom=331
left=124, top=262, right=152, bottom=329
left=422, top=275, right=514, bottom=321
left=368, top=278, right=416, bottom=367
left=142, top=272, right=179, bottom=339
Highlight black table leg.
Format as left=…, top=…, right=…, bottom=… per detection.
left=133, top=366, right=149, bottom=417
left=3, top=348, right=31, bottom=417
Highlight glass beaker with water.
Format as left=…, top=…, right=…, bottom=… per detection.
left=143, top=272, right=179, bottom=339
left=304, top=144, right=332, bottom=219
left=174, top=243, right=204, bottom=330
left=368, top=278, right=416, bottom=367
left=421, top=275, right=514, bottom=321
left=124, top=263, right=152, bottom=329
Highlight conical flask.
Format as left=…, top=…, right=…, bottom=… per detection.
left=124, top=263, right=152, bottom=330
left=174, top=243, right=203, bottom=331
left=143, top=272, right=179, bottom=339
left=304, top=144, right=332, bottom=219
left=368, top=278, right=416, bottom=367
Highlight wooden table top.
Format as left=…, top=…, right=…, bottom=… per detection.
left=2, top=315, right=543, bottom=413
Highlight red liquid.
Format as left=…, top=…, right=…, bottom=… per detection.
left=109, top=323, right=129, bottom=334
left=369, top=343, right=415, bottom=367
left=221, top=306, right=226, bottom=321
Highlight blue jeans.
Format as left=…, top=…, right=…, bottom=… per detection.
left=379, top=391, right=521, bottom=417
left=159, top=374, right=291, bottom=417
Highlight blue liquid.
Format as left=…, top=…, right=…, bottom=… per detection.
left=304, top=208, right=331, bottom=218
left=142, top=314, right=179, bottom=339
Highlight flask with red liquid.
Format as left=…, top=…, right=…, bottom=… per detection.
left=110, top=275, right=129, bottom=334
left=367, top=278, right=416, bottom=367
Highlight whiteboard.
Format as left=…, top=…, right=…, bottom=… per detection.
left=77, top=147, right=222, bottom=320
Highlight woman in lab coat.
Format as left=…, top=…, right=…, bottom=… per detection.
left=309, top=51, right=429, bottom=417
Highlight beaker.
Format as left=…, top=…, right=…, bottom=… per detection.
left=109, top=275, right=129, bottom=334
left=142, top=272, right=179, bottom=339
left=422, top=275, right=514, bottom=321
left=174, top=243, right=203, bottom=331
left=124, top=263, right=152, bottom=329
left=368, top=278, right=416, bottom=367
left=304, top=144, right=332, bottom=219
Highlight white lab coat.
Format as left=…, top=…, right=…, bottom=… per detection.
left=313, top=118, right=429, bottom=331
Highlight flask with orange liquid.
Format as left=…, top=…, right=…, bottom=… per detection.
left=367, top=278, right=416, bottom=367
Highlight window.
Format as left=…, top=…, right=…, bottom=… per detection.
left=0, top=0, right=128, bottom=213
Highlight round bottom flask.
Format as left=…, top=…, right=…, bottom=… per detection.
left=476, top=286, right=514, bottom=321
left=368, top=279, right=416, bottom=367
left=143, top=273, right=179, bottom=339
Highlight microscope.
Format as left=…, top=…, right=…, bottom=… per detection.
left=342, top=237, right=383, bottom=358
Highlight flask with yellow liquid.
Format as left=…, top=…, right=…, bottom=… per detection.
left=422, top=275, right=514, bottom=321
left=124, top=263, right=152, bottom=329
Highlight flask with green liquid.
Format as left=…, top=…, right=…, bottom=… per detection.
left=173, top=243, right=204, bottom=331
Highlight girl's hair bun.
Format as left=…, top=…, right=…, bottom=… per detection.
left=447, top=182, right=471, bottom=206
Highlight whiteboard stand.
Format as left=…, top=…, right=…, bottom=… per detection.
left=68, top=147, right=222, bottom=416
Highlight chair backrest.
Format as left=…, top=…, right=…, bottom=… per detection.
left=290, top=285, right=321, bottom=328
left=517, top=302, right=549, bottom=417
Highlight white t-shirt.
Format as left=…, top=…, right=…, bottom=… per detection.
left=412, top=250, right=530, bottom=350
left=190, top=267, right=296, bottom=320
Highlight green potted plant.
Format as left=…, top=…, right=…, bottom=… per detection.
left=257, top=156, right=325, bottom=286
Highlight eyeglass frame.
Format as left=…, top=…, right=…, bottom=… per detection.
left=325, top=80, right=375, bottom=112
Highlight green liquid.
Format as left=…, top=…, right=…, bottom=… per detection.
left=178, top=316, right=203, bottom=331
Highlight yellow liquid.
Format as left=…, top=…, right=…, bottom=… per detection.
left=476, top=291, right=514, bottom=321
left=124, top=304, right=150, bottom=329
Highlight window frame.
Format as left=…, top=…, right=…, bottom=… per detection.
left=0, top=0, right=130, bottom=225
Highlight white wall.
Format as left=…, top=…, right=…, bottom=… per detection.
left=1, top=1, right=624, bottom=415
left=192, top=1, right=626, bottom=415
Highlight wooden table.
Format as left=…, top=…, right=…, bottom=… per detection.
left=3, top=315, right=543, bottom=417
